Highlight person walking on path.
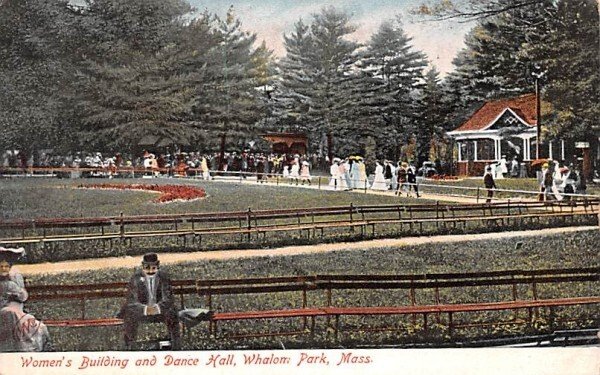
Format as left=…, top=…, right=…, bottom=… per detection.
left=395, top=163, right=408, bottom=196
left=370, top=161, right=388, bottom=191
left=406, top=165, right=420, bottom=198
left=541, top=163, right=553, bottom=201
left=300, top=161, right=311, bottom=185
left=483, top=166, right=497, bottom=203
left=329, top=158, right=341, bottom=189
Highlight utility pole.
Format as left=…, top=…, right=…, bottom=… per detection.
left=535, top=78, right=541, bottom=159
left=531, top=64, right=545, bottom=160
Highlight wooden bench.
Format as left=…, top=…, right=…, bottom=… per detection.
left=210, top=308, right=327, bottom=338
left=25, top=267, right=600, bottom=342
left=196, top=276, right=319, bottom=339
left=44, top=318, right=123, bottom=328
left=324, top=296, right=600, bottom=339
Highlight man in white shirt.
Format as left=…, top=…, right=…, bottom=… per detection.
left=118, top=253, right=180, bottom=350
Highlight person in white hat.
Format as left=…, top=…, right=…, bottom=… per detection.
left=329, top=158, right=340, bottom=189
left=0, top=247, right=28, bottom=307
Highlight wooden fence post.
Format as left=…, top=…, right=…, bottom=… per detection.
left=119, top=212, right=124, bottom=237
left=246, top=207, right=252, bottom=241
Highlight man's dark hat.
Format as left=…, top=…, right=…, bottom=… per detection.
left=142, top=252, right=159, bottom=265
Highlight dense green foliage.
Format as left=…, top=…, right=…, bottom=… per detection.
left=441, top=0, right=599, bottom=142
left=0, top=1, right=597, bottom=161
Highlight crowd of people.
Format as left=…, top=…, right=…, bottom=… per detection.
left=2, top=149, right=592, bottom=203
left=328, top=158, right=420, bottom=197
left=539, top=160, right=587, bottom=201
left=0, top=150, right=331, bottom=173
left=482, top=157, right=587, bottom=202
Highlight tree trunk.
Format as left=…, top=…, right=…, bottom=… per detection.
left=219, top=133, right=226, bottom=170
left=327, top=132, right=333, bottom=162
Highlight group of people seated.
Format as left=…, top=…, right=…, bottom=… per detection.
left=0, top=249, right=211, bottom=352
left=0, top=247, right=52, bottom=352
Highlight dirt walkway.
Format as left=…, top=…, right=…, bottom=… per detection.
left=17, top=226, right=598, bottom=276
left=224, top=176, right=512, bottom=204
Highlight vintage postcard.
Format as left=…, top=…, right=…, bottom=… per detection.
left=0, top=0, right=598, bottom=374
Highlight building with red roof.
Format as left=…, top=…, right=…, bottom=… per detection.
left=448, top=93, right=567, bottom=176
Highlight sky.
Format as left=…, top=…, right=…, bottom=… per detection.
left=188, top=0, right=476, bottom=76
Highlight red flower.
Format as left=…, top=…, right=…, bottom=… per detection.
left=78, top=184, right=206, bottom=203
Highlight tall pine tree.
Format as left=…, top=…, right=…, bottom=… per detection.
left=354, top=17, right=428, bottom=160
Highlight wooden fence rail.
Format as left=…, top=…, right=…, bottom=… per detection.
left=2, top=200, right=598, bottom=251
left=25, top=267, right=599, bottom=341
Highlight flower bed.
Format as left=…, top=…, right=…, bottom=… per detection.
left=79, top=183, right=206, bottom=203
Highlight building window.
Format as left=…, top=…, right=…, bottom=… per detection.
left=460, top=141, right=475, bottom=161
left=476, top=139, right=495, bottom=161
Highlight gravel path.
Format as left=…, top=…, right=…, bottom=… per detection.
left=17, top=226, right=598, bottom=276
left=216, top=176, right=525, bottom=204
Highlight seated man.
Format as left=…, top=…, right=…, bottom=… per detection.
left=118, top=253, right=180, bottom=350
left=0, top=281, right=52, bottom=352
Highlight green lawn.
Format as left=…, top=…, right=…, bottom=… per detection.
left=0, top=177, right=415, bottom=220
left=2, top=178, right=598, bottom=264
left=25, top=229, right=600, bottom=351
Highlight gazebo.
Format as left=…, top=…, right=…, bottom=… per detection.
left=261, top=133, right=308, bottom=155
left=447, top=93, right=565, bottom=176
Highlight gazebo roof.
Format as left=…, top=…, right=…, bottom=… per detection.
left=452, top=93, right=537, bottom=133
left=261, top=133, right=307, bottom=147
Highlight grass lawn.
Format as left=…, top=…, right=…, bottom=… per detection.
left=2, top=177, right=597, bottom=263
left=25, top=229, right=599, bottom=351
left=0, top=177, right=418, bottom=220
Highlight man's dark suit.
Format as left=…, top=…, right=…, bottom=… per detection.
left=484, top=173, right=497, bottom=203
left=118, top=269, right=180, bottom=349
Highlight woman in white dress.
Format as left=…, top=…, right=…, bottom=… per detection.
left=300, top=161, right=311, bottom=185
left=337, top=160, right=348, bottom=190
left=344, top=159, right=354, bottom=190
left=351, top=159, right=361, bottom=189
left=201, top=157, right=210, bottom=180
left=494, top=162, right=504, bottom=179
left=370, top=161, right=388, bottom=190
left=289, top=161, right=300, bottom=184
left=329, top=159, right=340, bottom=189
left=358, top=160, right=368, bottom=189
left=551, top=161, right=563, bottom=201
